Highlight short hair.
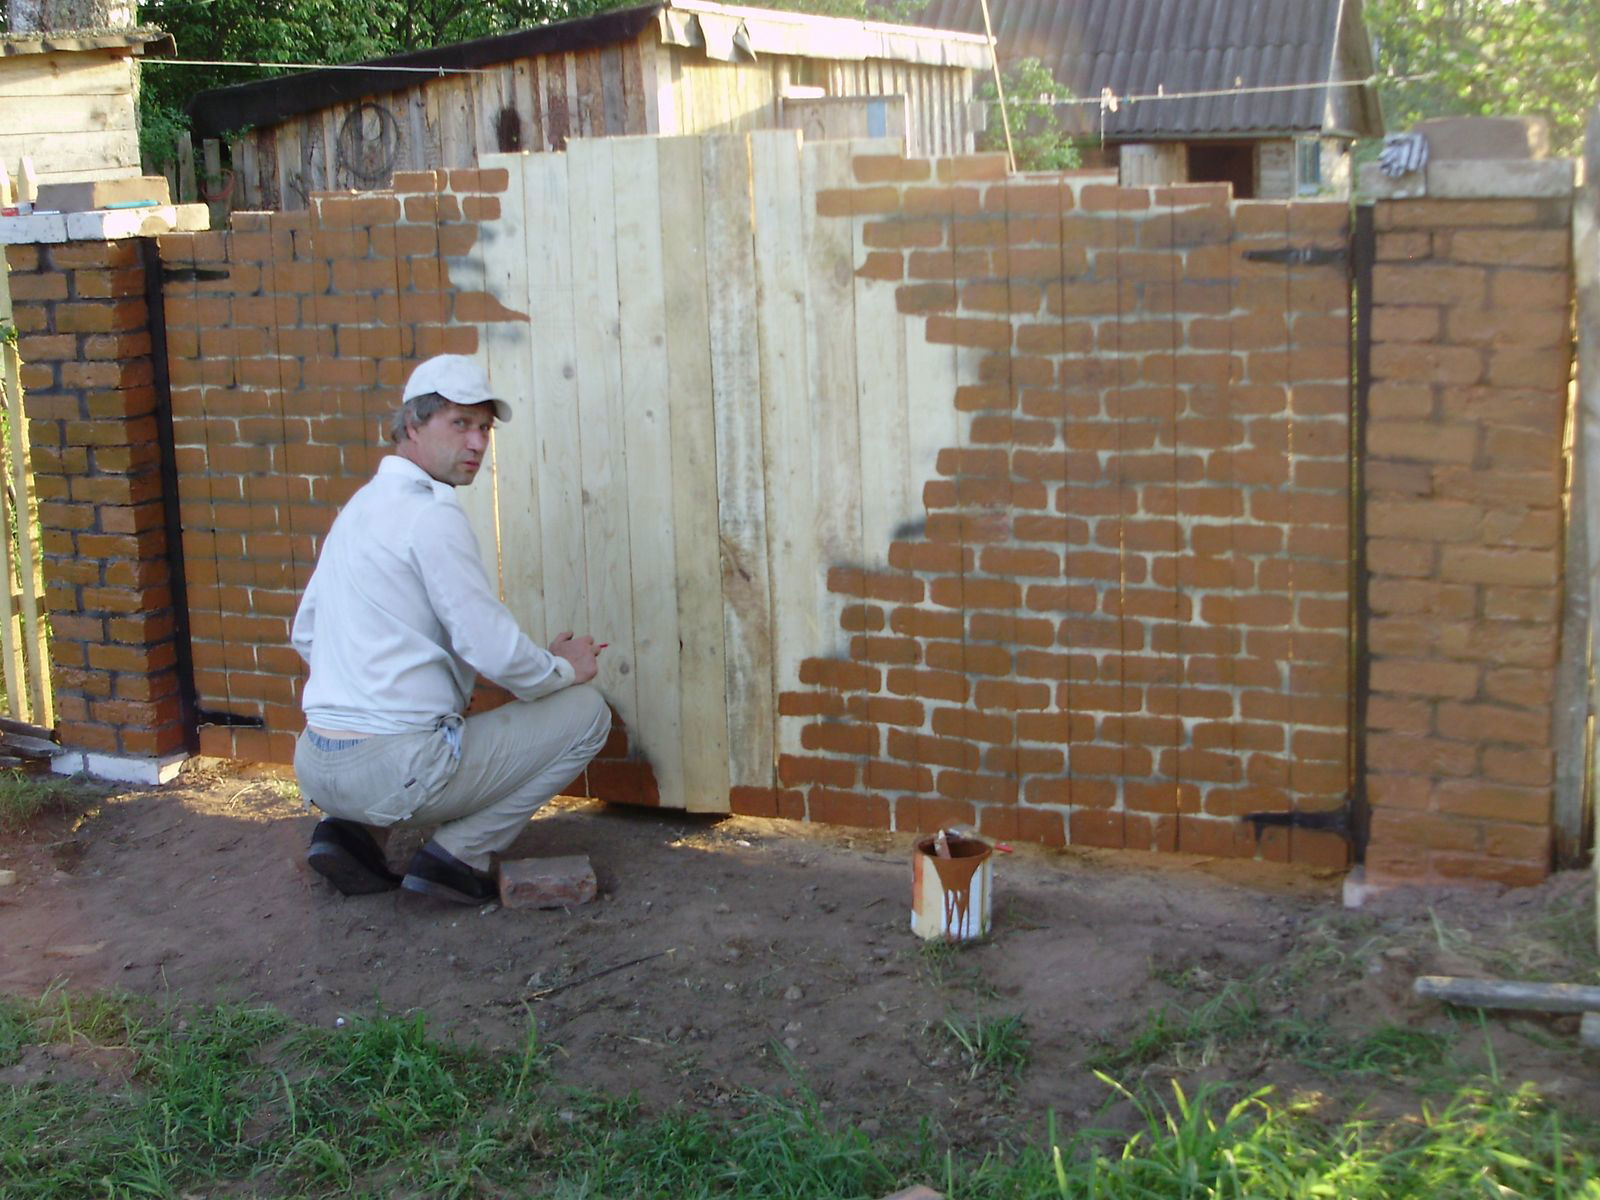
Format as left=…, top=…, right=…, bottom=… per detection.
left=388, top=391, right=450, bottom=445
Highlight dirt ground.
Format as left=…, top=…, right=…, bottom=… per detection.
left=3, top=760, right=1597, bottom=1143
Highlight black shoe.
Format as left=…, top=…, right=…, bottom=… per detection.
left=400, top=842, right=499, bottom=905
left=307, top=819, right=402, bottom=895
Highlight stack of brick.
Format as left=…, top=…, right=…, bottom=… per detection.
left=738, top=153, right=1353, bottom=867
left=2, top=239, right=186, bottom=765
left=1364, top=191, right=1574, bottom=887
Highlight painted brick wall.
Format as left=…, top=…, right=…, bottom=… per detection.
left=1363, top=196, right=1574, bottom=887
left=738, top=154, right=1353, bottom=867
left=157, top=170, right=523, bottom=764
left=3, top=239, right=187, bottom=759
left=17, top=147, right=1575, bottom=879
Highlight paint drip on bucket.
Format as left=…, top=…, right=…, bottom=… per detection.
left=911, top=831, right=993, bottom=942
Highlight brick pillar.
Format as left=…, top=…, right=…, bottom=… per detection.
left=3, top=238, right=189, bottom=781
left=1362, top=159, right=1576, bottom=888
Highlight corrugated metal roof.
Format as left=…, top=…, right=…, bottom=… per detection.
left=917, top=0, right=1382, bottom=138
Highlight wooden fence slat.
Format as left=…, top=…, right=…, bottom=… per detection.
left=751, top=129, right=815, bottom=761
left=0, top=338, right=26, bottom=721
left=658, top=134, right=731, bottom=812
left=612, top=134, right=686, bottom=809
left=703, top=132, right=775, bottom=793
left=523, top=151, right=586, bottom=637
left=479, top=151, right=541, bottom=636
left=450, top=202, right=504, bottom=595
left=800, top=138, right=864, bottom=651
left=5, top=335, right=47, bottom=725
left=853, top=139, right=918, bottom=568
left=567, top=137, right=641, bottom=736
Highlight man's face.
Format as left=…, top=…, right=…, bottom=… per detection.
left=398, top=400, right=495, bottom=487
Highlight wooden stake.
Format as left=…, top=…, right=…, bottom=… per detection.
left=1414, top=975, right=1600, bottom=1013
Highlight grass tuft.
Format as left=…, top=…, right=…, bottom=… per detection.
left=0, top=770, right=82, bottom=833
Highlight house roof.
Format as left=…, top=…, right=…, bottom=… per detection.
left=915, top=0, right=1383, bottom=140
left=0, top=27, right=175, bottom=57
left=188, top=0, right=988, bottom=140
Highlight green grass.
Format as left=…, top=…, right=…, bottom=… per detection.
left=0, top=769, right=83, bottom=833
left=942, top=1012, right=1030, bottom=1088
left=2, top=991, right=1598, bottom=1199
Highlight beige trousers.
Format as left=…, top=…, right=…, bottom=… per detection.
left=293, top=685, right=611, bottom=870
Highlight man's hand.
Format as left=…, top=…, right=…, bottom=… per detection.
left=550, top=632, right=602, bottom=684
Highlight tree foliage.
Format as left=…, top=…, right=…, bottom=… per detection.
left=1365, top=0, right=1599, bottom=157
left=977, top=57, right=1081, bottom=172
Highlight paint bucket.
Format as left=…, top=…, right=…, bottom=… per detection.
left=911, top=833, right=993, bottom=942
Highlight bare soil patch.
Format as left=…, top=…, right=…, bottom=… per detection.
left=2, top=761, right=1597, bottom=1141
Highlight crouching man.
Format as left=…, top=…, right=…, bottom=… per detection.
left=291, top=354, right=611, bottom=904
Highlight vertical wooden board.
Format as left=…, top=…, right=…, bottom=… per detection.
left=600, top=45, right=626, bottom=134
left=612, top=135, right=686, bottom=809
left=567, top=137, right=641, bottom=736
left=703, top=132, right=776, bottom=792
left=480, top=151, right=543, bottom=637
left=547, top=55, right=571, bottom=150
left=658, top=135, right=731, bottom=812
left=409, top=87, right=434, bottom=171
left=801, top=138, right=864, bottom=645
left=519, top=60, right=544, bottom=154
left=639, top=36, right=665, bottom=134
left=751, top=130, right=815, bottom=761
left=565, top=55, right=583, bottom=140
left=852, top=140, right=915, bottom=568
left=0, top=335, right=25, bottom=719
left=524, top=151, right=587, bottom=637
left=450, top=174, right=505, bottom=591
left=621, top=38, right=647, bottom=134
left=449, top=76, right=479, bottom=167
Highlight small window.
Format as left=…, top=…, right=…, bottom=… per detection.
left=1296, top=139, right=1323, bottom=194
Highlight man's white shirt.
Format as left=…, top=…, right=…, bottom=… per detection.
left=292, top=455, right=574, bottom=734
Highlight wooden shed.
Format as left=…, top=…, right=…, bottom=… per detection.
left=188, top=0, right=991, bottom=212
left=0, top=26, right=174, bottom=187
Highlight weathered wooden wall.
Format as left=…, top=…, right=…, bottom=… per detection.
left=0, top=49, right=142, bottom=185
left=227, top=34, right=974, bottom=210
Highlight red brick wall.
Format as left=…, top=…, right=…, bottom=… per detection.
left=4, top=239, right=187, bottom=759
left=157, top=171, right=507, bottom=763
left=737, top=155, right=1353, bottom=867
left=1363, top=196, right=1574, bottom=887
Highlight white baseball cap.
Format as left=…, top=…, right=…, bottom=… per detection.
left=402, top=355, right=512, bottom=423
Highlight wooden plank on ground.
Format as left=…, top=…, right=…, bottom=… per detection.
left=566, top=137, right=640, bottom=736
left=751, top=129, right=815, bottom=761
left=1415, top=975, right=1600, bottom=1014
left=703, top=132, right=775, bottom=793
left=658, top=134, right=730, bottom=812
left=612, top=135, right=685, bottom=809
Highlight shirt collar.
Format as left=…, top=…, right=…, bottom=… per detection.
left=378, top=453, right=460, bottom=502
